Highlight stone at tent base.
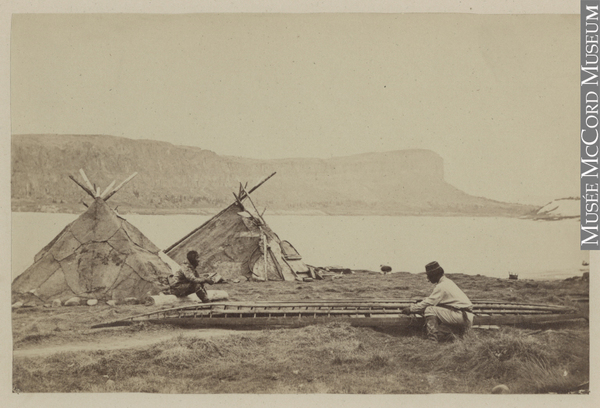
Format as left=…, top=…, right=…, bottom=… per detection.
left=106, top=300, right=117, bottom=307
left=65, top=297, right=81, bottom=306
left=302, top=277, right=314, bottom=282
left=148, top=290, right=229, bottom=306
left=87, top=299, right=99, bottom=306
left=43, top=303, right=51, bottom=308
left=491, top=384, right=510, bottom=394
left=52, top=299, right=62, bottom=308
left=11, top=302, right=23, bottom=309
left=123, top=297, right=140, bottom=305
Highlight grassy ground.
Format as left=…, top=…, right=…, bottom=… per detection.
left=12, top=271, right=589, bottom=394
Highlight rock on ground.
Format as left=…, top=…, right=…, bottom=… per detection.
left=492, top=384, right=510, bottom=394
left=64, top=297, right=81, bottom=306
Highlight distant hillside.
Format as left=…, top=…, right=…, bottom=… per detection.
left=11, top=134, right=536, bottom=216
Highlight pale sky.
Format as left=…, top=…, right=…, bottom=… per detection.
left=10, top=10, right=579, bottom=206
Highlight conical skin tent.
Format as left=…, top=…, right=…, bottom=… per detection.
left=166, top=199, right=308, bottom=282
left=12, top=197, right=172, bottom=305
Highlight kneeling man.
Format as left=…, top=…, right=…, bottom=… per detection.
left=403, top=261, right=473, bottom=342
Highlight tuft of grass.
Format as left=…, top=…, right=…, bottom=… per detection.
left=366, top=353, right=390, bottom=369
left=516, top=360, right=582, bottom=394
left=428, top=327, right=589, bottom=393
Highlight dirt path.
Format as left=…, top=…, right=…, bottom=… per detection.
left=13, top=329, right=246, bottom=359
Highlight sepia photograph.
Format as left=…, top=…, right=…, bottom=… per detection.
left=1, top=0, right=596, bottom=406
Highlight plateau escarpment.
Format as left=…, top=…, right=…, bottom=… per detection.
left=11, top=134, right=536, bottom=216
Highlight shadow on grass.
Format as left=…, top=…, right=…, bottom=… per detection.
left=15, top=332, right=56, bottom=345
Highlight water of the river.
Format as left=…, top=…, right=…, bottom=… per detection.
left=11, top=213, right=588, bottom=280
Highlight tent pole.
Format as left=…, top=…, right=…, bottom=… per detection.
left=104, top=172, right=138, bottom=201
left=240, top=172, right=276, bottom=200
left=232, top=192, right=243, bottom=207
left=268, top=247, right=285, bottom=280
left=79, top=169, right=97, bottom=196
left=261, top=230, right=268, bottom=281
left=100, top=180, right=116, bottom=198
left=69, top=175, right=96, bottom=198
left=239, top=183, right=266, bottom=225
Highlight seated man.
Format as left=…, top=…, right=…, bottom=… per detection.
left=402, top=261, right=474, bottom=342
left=169, top=250, right=214, bottom=303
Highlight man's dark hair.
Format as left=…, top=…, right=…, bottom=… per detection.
left=425, top=261, right=444, bottom=283
left=187, top=250, right=199, bottom=263
left=426, top=268, right=444, bottom=283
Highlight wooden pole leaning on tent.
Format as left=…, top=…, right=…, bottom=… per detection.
left=239, top=182, right=266, bottom=225
left=238, top=172, right=276, bottom=201
left=262, top=229, right=268, bottom=281
left=240, top=178, right=275, bottom=280
left=268, top=246, right=285, bottom=280
left=238, top=182, right=247, bottom=201
left=232, top=192, right=243, bottom=207
left=103, top=172, right=138, bottom=201
left=79, top=169, right=96, bottom=196
left=100, top=180, right=116, bottom=199
left=69, top=175, right=96, bottom=198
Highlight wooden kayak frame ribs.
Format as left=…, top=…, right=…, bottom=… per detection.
left=91, top=299, right=584, bottom=329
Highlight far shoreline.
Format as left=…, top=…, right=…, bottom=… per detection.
left=11, top=206, right=555, bottom=219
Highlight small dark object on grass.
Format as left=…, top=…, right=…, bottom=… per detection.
left=380, top=265, right=392, bottom=274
